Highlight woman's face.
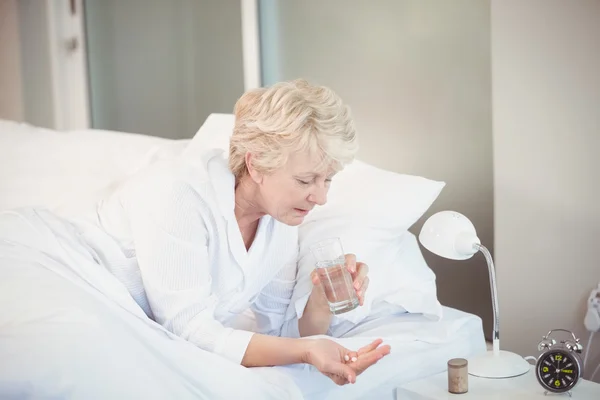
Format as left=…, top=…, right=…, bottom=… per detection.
left=255, top=151, right=334, bottom=226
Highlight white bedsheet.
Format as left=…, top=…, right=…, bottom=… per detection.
left=0, top=207, right=486, bottom=399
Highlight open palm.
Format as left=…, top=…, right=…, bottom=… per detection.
left=306, top=338, right=391, bottom=385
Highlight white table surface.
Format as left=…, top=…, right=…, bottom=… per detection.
left=397, top=366, right=600, bottom=399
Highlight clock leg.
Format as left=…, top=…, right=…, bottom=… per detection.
left=543, top=390, right=573, bottom=397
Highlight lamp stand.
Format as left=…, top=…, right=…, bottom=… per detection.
left=468, top=244, right=530, bottom=379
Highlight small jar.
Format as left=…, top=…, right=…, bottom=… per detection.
left=447, top=358, right=468, bottom=394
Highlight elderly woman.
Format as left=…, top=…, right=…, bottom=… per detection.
left=1, top=80, right=390, bottom=388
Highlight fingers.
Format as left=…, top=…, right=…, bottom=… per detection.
left=345, top=339, right=388, bottom=363
left=352, top=262, right=369, bottom=305
left=310, top=269, right=321, bottom=286
left=353, top=263, right=369, bottom=290
left=326, top=373, right=350, bottom=386
left=345, top=253, right=357, bottom=274
left=335, top=341, right=392, bottom=385
left=360, top=277, right=369, bottom=303
left=351, top=344, right=391, bottom=374
left=347, top=340, right=391, bottom=376
left=356, top=338, right=384, bottom=356
left=377, top=344, right=391, bottom=357
left=356, top=276, right=369, bottom=305
left=345, top=255, right=370, bottom=306
left=332, top=362, right=357, bottom=384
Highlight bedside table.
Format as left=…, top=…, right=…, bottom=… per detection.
left=396, top=366, right=600, bottom=399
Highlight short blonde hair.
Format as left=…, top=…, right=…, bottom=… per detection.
left=229, top=79, right=358, bottom=181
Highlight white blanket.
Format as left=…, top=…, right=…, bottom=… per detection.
left=0, top=208, right=486, bottom=399
left=257, top=307, right=485, bottom=400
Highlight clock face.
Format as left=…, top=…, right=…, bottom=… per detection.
left=536, top=350, right=580, bottom=393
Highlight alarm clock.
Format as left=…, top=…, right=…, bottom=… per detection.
left=535, top=329, right=584, bottom=396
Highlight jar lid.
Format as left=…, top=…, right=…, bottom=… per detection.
left=448, top=358, right=468, bottom=368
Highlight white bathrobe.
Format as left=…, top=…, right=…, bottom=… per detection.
left=75, top=147, right=302, bottom=365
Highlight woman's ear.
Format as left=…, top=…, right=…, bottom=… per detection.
left=245, top=152, right=263, bottom=184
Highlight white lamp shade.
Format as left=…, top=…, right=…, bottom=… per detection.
left=418, top=211, right=481, bottom=260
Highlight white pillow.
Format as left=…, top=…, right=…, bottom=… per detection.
left=303, top=159, right=446, bottom=233
left=0, top=119, right=187, bottom=212
left=182, top=113, right=235, bottom=158
left=287, top=160, right=446, bottom=328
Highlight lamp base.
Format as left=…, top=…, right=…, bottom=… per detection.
left=468, top=350, right=531, bottom=379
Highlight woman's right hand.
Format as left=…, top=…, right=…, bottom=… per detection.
left=303, top=338, right=391, bottom=385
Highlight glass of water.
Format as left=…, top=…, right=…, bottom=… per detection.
left=310, top=237, right=360, bottom=315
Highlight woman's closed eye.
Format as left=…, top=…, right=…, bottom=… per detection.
left=295, top=173, right=334, bottom=186
left=296, top=178, right=333, bottom=186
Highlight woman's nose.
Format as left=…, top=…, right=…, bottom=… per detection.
left=308, top=187, right=328, bottom=206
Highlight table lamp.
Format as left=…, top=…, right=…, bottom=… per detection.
left=418, top=210, right=530, bottom=379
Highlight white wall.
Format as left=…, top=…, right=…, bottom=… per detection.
left=259, top=0, right=495, bottom=336
left=0, top=0, right=24, bottom=122
left=16, top=0, right=57, bottom=129
left=492, top=0, right=600, bottom=381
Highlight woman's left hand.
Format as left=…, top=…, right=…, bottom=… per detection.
left=310, top=253, right=370, bottom=307
left=343, top=254, right=370, bottom=306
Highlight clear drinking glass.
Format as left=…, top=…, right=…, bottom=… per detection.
left=310, top=237, right=359, bottom=315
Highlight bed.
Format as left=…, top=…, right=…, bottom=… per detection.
left=0, top=115, right=486, bottom=399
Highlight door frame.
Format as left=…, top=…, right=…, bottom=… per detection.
left=241, top=0, right=262, bottom=91
left=48, top=0, right=90, bottom=130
